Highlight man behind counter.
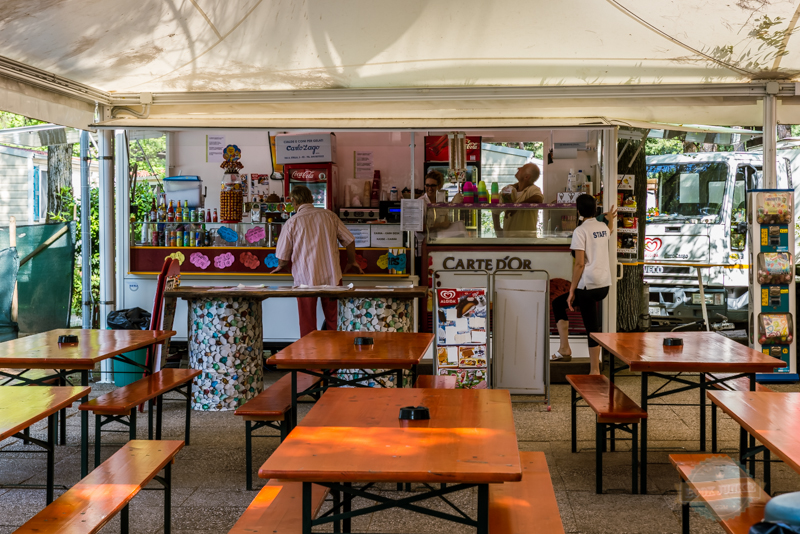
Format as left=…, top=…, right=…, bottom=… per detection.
left=271, top=185, right=364, bottom=336
left=492, top=163, right=544, bottom=236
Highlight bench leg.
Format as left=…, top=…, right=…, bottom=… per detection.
left=302, top=481, right=313, bottom=534
left=148, top=398, right=155, bottom=440
left=739, top=426, right=748, bottom=474
left=47, top=413, right=55, bottom=504
left=156, top=394, right=163, bottom=440
left=640, top=372, right=648, bottom=495
left=164, top=462, right=172, bottom=534
left=396, top=369, right=403, bottom=389
left=681, top=501, right=689, bottom=534
left=610, top=424, right=615, bottom=453
left=596, top=421, right=603, bottom=494
left=279, top=419, right=288, bottom=442
left=699, top=373, right=706, bottom=452
left=184, top=383, right=192, bottom=446
left=631, top=423, right=638, bottom=495
left=95, top=414, right=101, bottom=468
left=570, top=387, right=577, bottom=453
left=80, top=370, right=89, bottom=479
left=711, top=402, right=718, bottom=453
left=246, top=421, right=253, bottom=491
left=121, top=503, right=130, bottom=534
left=749, top=434, right=756, bottom=477
left=129, top=408, right=137, bottom=441
left=23, top=427, right=29, bottom=445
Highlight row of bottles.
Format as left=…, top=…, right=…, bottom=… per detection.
left=149, top=198, right=219, bottom=224
left=139, top=221, right=215, bottom=248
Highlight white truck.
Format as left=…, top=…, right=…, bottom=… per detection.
left=644, top=151, right=795, bottom=325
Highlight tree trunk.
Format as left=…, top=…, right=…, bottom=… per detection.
left=778, top=124, right=791, bottom=140
left=616, top=137, right=647, bottom=332
left=45, top=144, right=74, bottom=223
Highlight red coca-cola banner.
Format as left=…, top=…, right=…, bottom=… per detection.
left=424, top=136, right=482, bottom=163
left=289, top=168, right=327, bottom=182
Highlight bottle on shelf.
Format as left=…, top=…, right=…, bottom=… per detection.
left=167, top=200, right=175, bottom=222
left=140, top=214, right=149, bottom=245
left=212, top=208, right=218, bottom=223
left=158, top=196, right=166, bottom=223
left=567, top=169, right=575, bottom=193
left=183, top=200, right=189, bottom=221
left=491, top=182, right=499, bottom=204
left=206, top=208, right=211, bottom=223
left=149, top=199, right=157, bottom=222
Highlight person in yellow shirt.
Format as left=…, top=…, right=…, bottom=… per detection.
left=492, top=163, right=544, bottom=236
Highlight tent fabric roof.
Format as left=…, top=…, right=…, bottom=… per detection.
left=4, top=1, right=800, bottom=128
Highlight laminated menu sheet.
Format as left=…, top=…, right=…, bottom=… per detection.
left=435, top=288, right=488, bottom=388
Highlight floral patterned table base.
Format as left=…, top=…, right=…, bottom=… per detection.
left=188, top=296, right=263, bottom=410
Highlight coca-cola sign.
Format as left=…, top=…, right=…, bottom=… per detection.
left=290, top=169, right=327, bottom=182
left=425, top=135, right=482, bottom=163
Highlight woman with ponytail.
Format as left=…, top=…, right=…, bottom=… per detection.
left=551, top=194, right=616, bottom=375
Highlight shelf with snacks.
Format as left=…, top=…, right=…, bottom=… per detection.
left=616, top=228, right=639, bottom=234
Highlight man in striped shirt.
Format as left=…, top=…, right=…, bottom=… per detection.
left=272, top=185, right=363, bottom=336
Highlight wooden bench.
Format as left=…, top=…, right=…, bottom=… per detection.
left=414, top=375, right=457, bottom=389
left=567, top=374, right=647, bottom=494
left=670, top=453, right=769, bottom=534
left=228, top=480, right=330, bottom=534
left=235, top=372, right=322, bottom=490
left=706, top=373, right=774, bottom=453
left=15, top=439, right=183, bottom=534
left=79, top=368, right=200, bottom=467
left=1, top=368, right=68, bottom=446
left=489, top=450, right=565, bottom=533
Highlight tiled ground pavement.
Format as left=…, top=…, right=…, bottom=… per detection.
left=0, top=369, right=796, bottom=533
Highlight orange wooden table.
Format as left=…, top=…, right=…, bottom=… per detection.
left=266, top=330, right=434, bottom=429
left=0, top=386, right=90, bottom=503
left=708, top=390, right=800, bottom=495
left=260, top=388, right=521, bottom=534
left=0, top=329, right=175, bottom=478
left=591, top=331, right=785, bottom=494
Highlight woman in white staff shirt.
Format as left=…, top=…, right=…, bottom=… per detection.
left=551, top=194, right=616, bottom=375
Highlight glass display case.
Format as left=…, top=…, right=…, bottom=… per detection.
left=425, top=203, right=577, bottom=245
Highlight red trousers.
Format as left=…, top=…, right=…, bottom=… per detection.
left=297, top=281, right=341, bottom=337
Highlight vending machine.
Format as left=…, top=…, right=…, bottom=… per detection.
left=750, top=189, right=797, bottom=381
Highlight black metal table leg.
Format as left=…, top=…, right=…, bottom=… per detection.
left=765, top=448, right=771, bottom=495
left=246, top=421, right=253, bottom=491
left=343, top=482, right=351, bottom=533
left=477, top=484, right=489, bottom=534
left=302, top=481, right=313, bottom=534
left=184, top=384, right=192, bottom=445
left=332, top=488, right=341, bottom=533
left=699, top=373, right=706, bottom=452
left=156, top=394, right=163, bottom=440
left=129, top=408, right=137, bottom=440
left=596, top=421, right=603, bottom=494
left=640, top=372, right=648, bottom=495
left=396, top=369, right=403, bottom=388
left=749, top=434, right=756, bottom=476
left=681, top=501, right=689, bottom=534
left=80, top=370, right=89, bottom=478
left=58, top=375, right=67, bottom=446
left=94, top=414, right=101, bottom=468
left=711, top=401, right=718, bottom=453
left=121, top=504, right=130, bottom=534
left=46, top=413, right=55, bottom=504
left=739, top=426, right=747, bottom=473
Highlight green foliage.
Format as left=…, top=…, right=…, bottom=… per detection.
left=48, top=187, right=100, bottom=322
left=130, top=182, right=158, bottom=235
left=644, top=137, right=683, bottom=155
left=129, top=136, right=167, bottom=180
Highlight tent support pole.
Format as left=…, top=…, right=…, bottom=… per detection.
left=98, top=130, right=115, bottom=383
left=80, top=131, right=92, bottom=329
left=763, top=93, right=778, bottom=189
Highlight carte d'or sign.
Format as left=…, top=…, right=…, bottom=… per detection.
left=442, top=256, right=533, bottom=272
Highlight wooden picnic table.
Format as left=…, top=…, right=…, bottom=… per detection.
left=0, top=329, right=175, bottom=478
left=260, top=387, right=521, bottom=534
left=266, top=330, right=434, bottom=429
left=591, top=331, right=785, bottom=494
left=708, top=390, right=800, bottom=495
left=0, top=386, right=90, bottom=503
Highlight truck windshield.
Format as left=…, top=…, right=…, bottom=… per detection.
left=646, top=162, right=729, bottom=223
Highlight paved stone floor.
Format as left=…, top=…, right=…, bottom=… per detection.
left=0, top=369, right=797, bottom=533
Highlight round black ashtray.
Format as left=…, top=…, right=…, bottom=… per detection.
left=58, top=335, right=78, bottom=344
left=354, top=337, right=374, bottom=346
left=399, top=406, right=430, bottom=420
left=663, top=337, right=683, bottom=347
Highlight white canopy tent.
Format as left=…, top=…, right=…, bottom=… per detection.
left=1, top=0, right=800, bottom=129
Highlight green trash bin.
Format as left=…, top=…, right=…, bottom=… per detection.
left=112, top=347, right=149, bottom=387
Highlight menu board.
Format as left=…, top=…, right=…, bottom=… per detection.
left=435, top=288, right=488, bottom=389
